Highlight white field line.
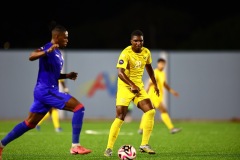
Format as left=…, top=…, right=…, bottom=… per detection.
left=85, top=130, right=134, bottom=135
left=0, top=130, right=146, bottom=136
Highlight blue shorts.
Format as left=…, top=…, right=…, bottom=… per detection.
left=30, top=87, right=72, bottom=113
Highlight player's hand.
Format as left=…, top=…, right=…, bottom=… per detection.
left=46, top=44, right=59, bottom=53
left=171, top=90, right=179, bottom=97
left=63, top=87, right=69, bottom=93
left=131, top=85, right=140, bottom=94
left=67, top=72, right=78, bottom=80
left=154, top=86, right=160, bottom=97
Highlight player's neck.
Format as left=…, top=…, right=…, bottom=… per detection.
left=51, top=39, right=57, bottom=44
left=131, top=46, right=142, bottom=53
left=132, top=49, right=142, bottom=54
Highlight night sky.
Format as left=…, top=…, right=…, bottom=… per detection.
left=1, top=1, right=240, bottom=50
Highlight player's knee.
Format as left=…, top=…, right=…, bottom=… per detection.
left=146, top=109, right=156, bottom=116
left=159, top=107, right=167, bottom=113
left=117, top=113, right=127, bottom=121
left=73, top=103, right=85, bottom=112
left=24, top=120, right=37, bottom=129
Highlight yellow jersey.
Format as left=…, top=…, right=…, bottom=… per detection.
left=116, top=46, right=152, bottom=88
left=148, top=69, right=166, bottom=100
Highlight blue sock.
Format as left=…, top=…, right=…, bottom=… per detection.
left=1, top=121, right=33, bottom=146
left=72, top=107, right=85, bottom=144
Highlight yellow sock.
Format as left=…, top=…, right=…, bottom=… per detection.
left=141, top=109, right=155, bottom=145
left=51, top=108, right=60, bottom=129
left=161, top=113, right=174, bottom=130
left=139, top=113, right=146, bottom=130
left=38, top=112, right=50, bottom=125
left=106, top=118, right=123, bottom=149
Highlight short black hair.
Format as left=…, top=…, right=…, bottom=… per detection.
left=49, top=21, right=67, bottom=33
left=157, top=58, right=166, bottom=63
left=131, top=30, right=143, bottom=38
left=52, top=25, right=67, bottom=33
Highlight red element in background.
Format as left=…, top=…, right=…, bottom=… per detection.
left=87, top=73, right=106, bottom=97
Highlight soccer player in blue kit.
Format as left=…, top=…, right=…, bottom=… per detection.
left=0, top=25, right=91, bottom=159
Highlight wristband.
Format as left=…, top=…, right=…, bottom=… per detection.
left=62, top=74, right=67, bottom=79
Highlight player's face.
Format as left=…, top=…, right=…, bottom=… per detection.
left=157, top=61, right=165, bottom=71
left=57, top=31, right=68, bottom=48
left=131, top=35, right=143, bottom=53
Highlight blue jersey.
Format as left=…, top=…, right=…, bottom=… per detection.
left=29, top=42, right=72, bottom=113
left=35, top=42, right=64, bottom=89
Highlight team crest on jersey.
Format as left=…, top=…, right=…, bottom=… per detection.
left=119, top=59, right=124, bottom=64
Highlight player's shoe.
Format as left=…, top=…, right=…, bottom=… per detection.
left=139, top=144, right=155, bottom=154
left=138, top=129, right=143, bottom=135
left=55, top=127, right=62, bottom=132
left=104, top=148, right=112, bottom=157
left=70, top=146, right=92, bottom=155
left=0, top=147, right=3, bottom=160
left=170, top=128, right=182, bottom=134
left=36, top=125, right=40, bottom=131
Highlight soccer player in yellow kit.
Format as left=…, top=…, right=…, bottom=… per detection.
left=138, top=58, right=181, bottom=134
left=104, top=30, right=159, bottom=157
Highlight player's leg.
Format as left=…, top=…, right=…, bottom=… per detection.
left=135, top=89, right=156, bottom=154
left=104, top=87, right=134, bottom=157
left=39, top=88, right=91, bottom=155
left=137, top=99, right=156, bottom=154
left=0, top=97, right=50, bottom=159
left=158, top=102, right=174, bottom=130
left=0, top=112, right=47, bottom=156
left=36, top=111, right=51, bottom=131
left=104, top=105, right=128, bottom=156
left=159, top=103, right=181, bottom=134
left=138, top=93, right=159, bottom=135
left=51, top=108, right=62, bottom=132
left=61, top=96, right=91, bottom=154
left=125, top=101, right=134, bottom=123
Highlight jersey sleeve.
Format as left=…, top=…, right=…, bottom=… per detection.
left=146, top=50, right=152, bottom=64
left=116, top=51, right=129, bottom=69
left=58, top=79, right=65, bottom=82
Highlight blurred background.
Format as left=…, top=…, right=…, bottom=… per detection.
left=0, top=1, right=240, bottom=121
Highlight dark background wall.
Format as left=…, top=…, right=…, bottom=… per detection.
left=1, top=1, right=240, bottom=50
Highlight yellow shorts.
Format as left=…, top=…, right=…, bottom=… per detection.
left=149, top=92, right=163, bottom=108
left=116, top=86, right=150, bottom=106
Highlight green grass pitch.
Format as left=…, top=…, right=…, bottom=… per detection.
left=0, top=120, right=240, bottom=160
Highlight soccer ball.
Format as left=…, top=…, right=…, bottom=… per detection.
left=118, top=144, right=137, bottom=160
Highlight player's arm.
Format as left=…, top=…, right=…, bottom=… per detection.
left=29, top=44, right=59, bottom=61
left=118, top=68, right=140, bottom=93
left=60, top=80, right=67, bottom=88
left=59, top=72, right=78, bottom=80
left=164, top=81, right=179, bottom=97
left=145, top=64, right=159, bottom=96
